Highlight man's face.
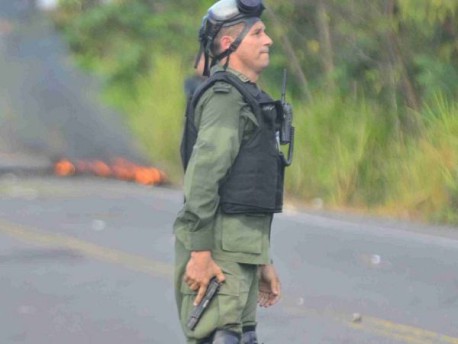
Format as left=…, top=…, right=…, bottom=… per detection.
left=230, top=21, right=273, bottom=79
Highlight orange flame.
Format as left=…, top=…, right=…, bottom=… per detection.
left=135, top=167, right=163, bottom=185
left=54, top=160, right=76, bottom=176
left=92, top=161, right=111, bottom=177
left=53, top=158, right=166, bottom=185
left=112, top=158, right=136, bottom=181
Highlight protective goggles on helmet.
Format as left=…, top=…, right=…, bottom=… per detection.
left=208, top=0, right=264, bottom=26
left=196, top=0, right=265, bottom=76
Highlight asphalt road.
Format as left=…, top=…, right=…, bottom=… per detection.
left=1, top=175, right=458, bottom=344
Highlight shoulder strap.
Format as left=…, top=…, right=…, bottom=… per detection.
left=190, top=71, right=260, bottom=116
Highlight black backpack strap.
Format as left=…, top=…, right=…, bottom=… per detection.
left=191, top=71, right=260, bottom=115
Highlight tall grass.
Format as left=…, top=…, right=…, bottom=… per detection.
left=286, top=93, right=387, bottom=207
left=284, top=91, right=458, bottom=224
left=383, top=95, right=458, bottom=223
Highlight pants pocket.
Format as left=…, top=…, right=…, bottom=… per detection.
left=221, top=215, right=266, bottom=254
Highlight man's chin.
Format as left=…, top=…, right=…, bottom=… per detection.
left=259, top=54, right=270, bottom=65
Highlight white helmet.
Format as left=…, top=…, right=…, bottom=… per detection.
left=196, top=0, right=265, bottom=76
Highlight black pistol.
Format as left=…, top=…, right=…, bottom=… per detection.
left=187, top=277, right=221, bottom=331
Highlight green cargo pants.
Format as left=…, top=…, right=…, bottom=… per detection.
left=175, top=239, right=259, bottom=344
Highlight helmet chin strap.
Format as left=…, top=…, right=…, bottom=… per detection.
left=214, top=17, right=259, bottom=71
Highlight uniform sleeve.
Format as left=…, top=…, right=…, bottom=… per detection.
left=175, top=85, right=251, bottom=251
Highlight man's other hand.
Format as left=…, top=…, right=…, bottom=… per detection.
left=258, top=264, right=281, bottom=307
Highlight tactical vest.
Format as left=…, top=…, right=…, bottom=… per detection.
left=180, top=71, right=285, bottom=214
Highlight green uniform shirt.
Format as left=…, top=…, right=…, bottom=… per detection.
left=174, top=66, right=272, bottom=265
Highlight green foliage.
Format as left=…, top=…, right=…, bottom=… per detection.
left=54, top=0, right=213, bottom=88
left=267, top=0, right=458, bottom=114
left=398, top=0, right=457, bottom=25
left=361, top=94, right=458, bottom=223
left=414, top=56, right=458, bottom=102
left=58, top=1, right=155, bottom=87
left=421, top=96, right=458, bottom=223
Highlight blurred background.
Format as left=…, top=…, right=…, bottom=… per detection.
left=1, top=0, right=458, bottom=224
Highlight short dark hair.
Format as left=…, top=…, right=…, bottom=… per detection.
left=211, top=22, right=245, bottom=57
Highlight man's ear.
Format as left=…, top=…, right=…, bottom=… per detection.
left=220, top=35, right=234, bottom=51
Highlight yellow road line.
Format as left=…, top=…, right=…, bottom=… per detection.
left=0, top=219, right=173, bottom=278
left=359, top=316, right=458, bottom=344
left=1, top=219, right=457, bottom=343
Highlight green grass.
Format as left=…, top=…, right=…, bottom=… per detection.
left=286, top=93, right=384, bottom=206
left=282, top=91, right=458, bottom=224
left=384, top=95, right=458, bottom=223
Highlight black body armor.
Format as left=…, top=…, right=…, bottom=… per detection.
left=180, top=71, right=285, bottom=214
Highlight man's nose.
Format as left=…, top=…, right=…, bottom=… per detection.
left=265, top=34, right=273, bottom=46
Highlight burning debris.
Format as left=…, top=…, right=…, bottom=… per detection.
left=54, top=157, right=167, bottom=186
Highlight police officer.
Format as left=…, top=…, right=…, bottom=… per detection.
left=174, top=0, right=287, bottom=343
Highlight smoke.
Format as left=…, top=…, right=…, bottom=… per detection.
left=0, top=1, right=149, bottom=167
